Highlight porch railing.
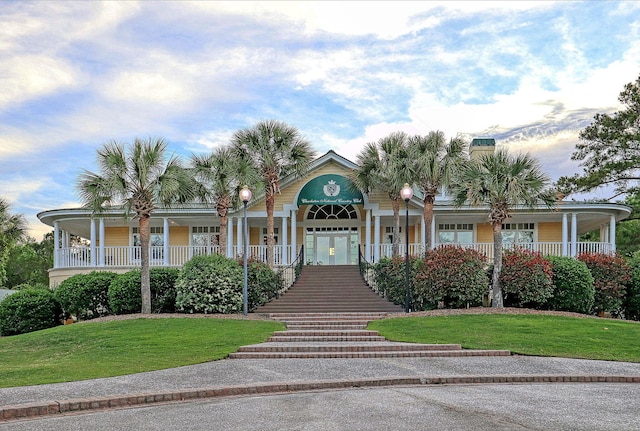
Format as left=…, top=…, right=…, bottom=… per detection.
left=54, top=241, right=615, bottom=269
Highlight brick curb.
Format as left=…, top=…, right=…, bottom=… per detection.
left=2, top=374, right=640, bottom=422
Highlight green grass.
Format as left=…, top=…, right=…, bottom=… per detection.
left=368, top=314, right=640, bottom=363
left=0, top=318, right=284, bottom=388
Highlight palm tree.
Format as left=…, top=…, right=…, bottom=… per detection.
left=0, top=198, right=27, bottom=287
left=351, top=132, right=412, bottom=257
left=231, top=120, right=315, bottom=267
left=407, top=131, right=467, bottom=251
left=77, top=138, right=197, bottom=313
left=452, top=149, right=556, bottom=307
left=190, top=146, right=259, bottom=256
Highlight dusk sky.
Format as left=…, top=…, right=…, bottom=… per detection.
left=2, top=1, right=639, bottom=240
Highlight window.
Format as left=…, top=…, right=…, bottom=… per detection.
left=307, top=204, right=357, bottom=220
left=132, top=227, right=164, bottom=260
left=192, top=226, right=220, bottom=247
left=262, top=227, right=279, bottom=244
left=437, top=224, right=473, bottom=244
left=501, top=223, right=535, bottom=243
left=384, top=226, right=403, bottom=244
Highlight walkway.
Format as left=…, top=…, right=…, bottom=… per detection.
left=2, top=313, right=640, bottom=425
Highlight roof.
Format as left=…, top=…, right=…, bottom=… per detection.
left=470, top=138, right=496, bottom=147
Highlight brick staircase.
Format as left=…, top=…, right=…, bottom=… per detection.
left=255, top=265, right=403, bottom=313
left=229, top=313, right=511, bottom=359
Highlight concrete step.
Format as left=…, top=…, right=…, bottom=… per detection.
left=236, top=342, right=464, bottom=353
left=228, top=350, right=511, bottom=359
left=268, top=335, right=387, bottom=342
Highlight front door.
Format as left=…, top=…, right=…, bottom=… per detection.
left=306, top=228, right=359, bottom=265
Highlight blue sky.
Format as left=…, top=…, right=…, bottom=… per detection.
left=2, top=1, right=639, bottom=239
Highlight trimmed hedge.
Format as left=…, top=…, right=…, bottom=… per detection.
left=244, top=259, right=283, bottom=310
left=54, top=271, right=117, bottom=320
left=109, top=268, right=180, bottom=315
left=175, top=254, right=243, bottom=314
left=624, top=251, right=640, bottom=321
left=500, top=248, right=553, bottom=307
left=578, top=253, right=630, bottom=315
left=413, top=245, right=488, bottom=309
left=0, top=288, right=62, bottom=336
left=545, top=256, right=595, bottom=314
left=373, top=256, right=421, bottom=308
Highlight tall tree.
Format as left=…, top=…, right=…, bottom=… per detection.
left=190, top=146, right=259, bottom=256
left=407, top=131, right=467, bottom=251
left=351, top=132, right=412, bottom=257
left=0, top=198, right=27, bottom=287
left=558, top=74, right=640, bottom=198
left=452, top=150, right=556, bottom=307
left=231, top=120, right=314, bottom=267
left=77, top=138, right=197, bottom=313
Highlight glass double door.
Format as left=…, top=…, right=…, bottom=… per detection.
left=306, top=228, right=358, bottom=265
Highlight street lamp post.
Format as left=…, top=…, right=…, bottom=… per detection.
left=240, top=185, right=252, bottom=316
left=401, top=183, right=414, bottom=313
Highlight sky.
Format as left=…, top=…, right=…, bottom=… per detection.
left=2, top=1, right=640, bottom=240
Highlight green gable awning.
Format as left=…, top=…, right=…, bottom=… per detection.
left=297, top=174, right=363, bottom=206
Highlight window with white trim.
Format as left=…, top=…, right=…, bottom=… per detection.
left=262, top=227, right=279, bottom=244
left=384, top=226, right=403, bottom=244
left=132, top=227, right=164, bottom=260
left=437, top=223, right=473, bottom=244
left=192, top=226, right=220, bottom=247
left=501, top=223, right=535, bottom=243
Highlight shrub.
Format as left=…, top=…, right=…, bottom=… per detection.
left=413, top=245, right=488, bottom=309
left=623, top=251, right=640, bottom=321
left=244, top=259, right=283, bottom=310
left=578, top=253, right=630, bottom=315
left=54, top=272, right=117, bottom=319
left=175, top=254, right=243, bottom=314
left=109, top=268, right=180, bottom=315
left=545, top=256, right=595, bottom=314
left=373, top=256, right=421, bottom=308
left=499, top=248, right=553, bottom=308
left=0, top=288, right=62, bottom=336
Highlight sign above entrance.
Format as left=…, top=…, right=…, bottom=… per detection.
left=297, top=174, right=364, bottom=206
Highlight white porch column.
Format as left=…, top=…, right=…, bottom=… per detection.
left=365, top=209, right=371, bottom=261
left=281, top=216, right=289, bottom=265
left=62, top=230, right=69, bottom=249
left=374, top=214, right=380, bottom=262
left=90, top=219, right=97, bottom=266
left=227, top=218, right=234, bottom=258
left=53, top=221, right=60, bottom=268
left=430, top=215, right=436, bottom=250
left=610, top=214, right=617, bottom=253
left=570, top=213, right=578, bottom=257
left=99, top=218, right=105, bottom=266
left=561, top=213, right=568, bottom=256
left=420, top=215, right=426, bottom=251
left=236, top=217, right=242, bottom=255
left=291, top=209, right=297, bottom=260
left=163, top=218, right=170, bottom=266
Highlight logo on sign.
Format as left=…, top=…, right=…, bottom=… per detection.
left=323, top=180, right=340, bottom=197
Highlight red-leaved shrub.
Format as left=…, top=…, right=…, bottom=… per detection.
left=499, top=248, right=553, bottom=307
left=413, top=245, right=488, bottom=309
left=577, top=253, right=630, bottom=315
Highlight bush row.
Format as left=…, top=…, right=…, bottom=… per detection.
left=373, top=247, right=636, bottom=318
left=0, top=254, right=283, bottom=336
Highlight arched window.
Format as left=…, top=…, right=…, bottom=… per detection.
left=306, top=204, right=358, bottom=220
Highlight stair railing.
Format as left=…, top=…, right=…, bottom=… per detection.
left=277, top=245, right=304, bottom=296
left=358, top=245, right=379, bottom=294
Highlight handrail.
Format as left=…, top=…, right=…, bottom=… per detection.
left=277, top=245, right=304, bottom=296
left=358, top=245, right=379, bottom=294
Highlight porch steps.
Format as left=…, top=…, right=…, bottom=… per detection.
left=255, top=265, right=402, bottom=313
left=229, top=313, right=511, bottom=359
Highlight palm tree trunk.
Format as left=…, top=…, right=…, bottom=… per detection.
left=491, top=221, right=504, bottom=308
left=266, top=195, right=275, bottom=267
left=139, top=215, right=152, bottom=314
left=392, top=197, right=400, bottom=257
left=423, top=195, right=435, bottom=252
left=219, top=215, right=228, bottom=256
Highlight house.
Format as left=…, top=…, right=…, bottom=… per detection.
left=37, top=141, right=631, bottom=287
